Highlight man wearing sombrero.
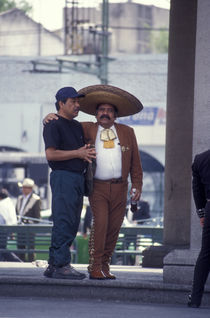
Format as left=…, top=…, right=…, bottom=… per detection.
left=44, top=84, right=143, bottom=279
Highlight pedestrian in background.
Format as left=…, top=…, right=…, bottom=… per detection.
left=0, top=188, right=17, bottom=225
left=0, top=188, right=21, bottom=262
left=16, top=178, right=41, bottom=261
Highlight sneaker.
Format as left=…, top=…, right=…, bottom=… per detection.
left=52, top=265, right=86, bottom=280
left=43, top=264, right=55, bottom=278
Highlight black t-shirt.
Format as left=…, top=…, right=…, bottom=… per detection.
left=43, top=116, right=86, bottom=173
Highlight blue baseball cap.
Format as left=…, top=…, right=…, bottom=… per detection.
left=55, top=87, right=85, bottom=101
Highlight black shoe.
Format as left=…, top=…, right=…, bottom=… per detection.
left=187, top=294, right=201, bottom=308
left=52, top=265, right=86, bottom=280
left=43, top=264, right=55, bottom=278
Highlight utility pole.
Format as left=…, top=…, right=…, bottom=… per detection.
left=100, top=0, right=109, bottom=84
left=63, top=0, right=109, bottom=83
left=37, top=23, right=42, bottom=56
left=65, top=0, right=79, bottom=55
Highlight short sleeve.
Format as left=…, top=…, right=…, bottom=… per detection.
left=43, top=122, right=60, bottom=150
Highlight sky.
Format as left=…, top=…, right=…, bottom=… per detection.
left=25, top=0, right=170, bottom=31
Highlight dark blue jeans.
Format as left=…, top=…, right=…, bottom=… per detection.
left=191, top=201, right=210, bottom=303
left=49, top=170, right=84, bottom=267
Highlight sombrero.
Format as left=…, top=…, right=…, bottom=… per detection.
left=78, top=84, right=143, bottom=117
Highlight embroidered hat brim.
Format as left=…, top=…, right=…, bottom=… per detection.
left=78, top=84, right=143, bottom=117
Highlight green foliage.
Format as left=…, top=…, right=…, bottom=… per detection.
left=17, top=0, right=32, bottom=13
left=150, top=29, right=169, bottom=53
left=0, top=0, right=16, bottom=11
left=0, top=0, right=32, bottom=13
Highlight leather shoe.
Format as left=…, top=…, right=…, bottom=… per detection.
left=187, top=294, right=201, bottom=308
left=102, top=269, right=116, bottom=279
left=52, top=265, right=86, bottom=280
left=89, top=270, right=106, bottom=280
left=43, top=264, right=55, bottom=278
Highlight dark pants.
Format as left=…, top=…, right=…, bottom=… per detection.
left=17, top=233, right=35, bottom=262
left=49, top=170, right=84, bottom=267
left=0, top=225, right=22, bottom=262
left=191, top=201, right=210, bottom=303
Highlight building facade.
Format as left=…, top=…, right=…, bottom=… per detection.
left=0, top=8, right=64, bottom=56
left=64, top=2, right=169, bottom=54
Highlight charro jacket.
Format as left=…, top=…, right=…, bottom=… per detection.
left=81, top=122, right=143, bottom=192
left=16, top=193, right=41, bottom=223
left=192, top=149, right=210, bottom=210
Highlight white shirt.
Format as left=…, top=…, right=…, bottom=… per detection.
left=94, top=125, right=122, bottom=180
left=0, top=197, right=17, bottom=225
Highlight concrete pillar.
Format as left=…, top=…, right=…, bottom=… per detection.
left=142, top=0, right=197, bottom=268
left=164, top=0, right=210, bottom=285
left=163, top=0, right=196, bottom=248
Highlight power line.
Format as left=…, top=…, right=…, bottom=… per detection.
left=0, top=25, right=168, bottom=37
left=0, top=29, right=42, bottom=36
left=109, top=26, right=168, bottom=31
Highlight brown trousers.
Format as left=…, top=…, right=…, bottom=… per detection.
left=88, top=180, right=128, bottom=271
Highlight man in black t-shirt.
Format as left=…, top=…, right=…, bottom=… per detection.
left=43, top=87, right=96, bottom=279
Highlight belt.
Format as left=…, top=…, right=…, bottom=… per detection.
left=94, top=177, right=123, bottom=184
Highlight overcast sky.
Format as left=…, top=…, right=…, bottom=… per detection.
left=26, top=0, right=170, bottom=31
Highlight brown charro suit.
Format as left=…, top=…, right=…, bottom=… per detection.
left=81, top=122, right=143, bottom=274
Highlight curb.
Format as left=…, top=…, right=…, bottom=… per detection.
left=0, top=263, right=210, bottom=306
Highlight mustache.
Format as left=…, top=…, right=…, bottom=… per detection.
left=100, top=114, right=110, bottom=120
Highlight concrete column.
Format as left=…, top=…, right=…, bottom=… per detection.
left=163, top=0, right=196, bottom=249
left=164, top=0, right=210, bottom=285
left=142, top=0, right=197, bottom=268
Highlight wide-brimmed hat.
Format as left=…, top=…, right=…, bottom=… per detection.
left=18, top=178, right=34, bottom=188
left=78, top=85, right=143, bottom=117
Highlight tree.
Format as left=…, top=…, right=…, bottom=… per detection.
left=0, top=0, right=32, bottom=14
left=150, top=30, right=169, bottom=53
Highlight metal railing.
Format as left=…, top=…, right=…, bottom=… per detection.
left=0, top=224, right=163, bottom=265
left=0, top=224, right=77, bottom=263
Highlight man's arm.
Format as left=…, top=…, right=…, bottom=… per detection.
left=43, top=120, right=96, bottom=163
left=192, top=156, right=206, bottom=223
left=192, top=158, right=206, bottom=209
left=46, top=145, right=96, bottom=163
left=129, top=128, right=143, bottom=201
left=43, top=113, right=58, bottom=124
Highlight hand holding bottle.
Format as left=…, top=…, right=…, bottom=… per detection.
left=130, top=188, right=138, bottom=212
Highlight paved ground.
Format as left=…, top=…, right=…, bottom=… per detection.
left=0, top=262, right=209, bottom=309
left=0, top=297, right=210, bottom=318
left=0, top=261, right=163, bottom=282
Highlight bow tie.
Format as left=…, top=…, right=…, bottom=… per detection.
left=100, top=129, right=116, bottom=148
left=100, top=129, right=116, bottom=141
